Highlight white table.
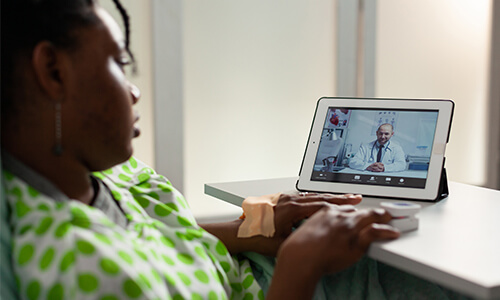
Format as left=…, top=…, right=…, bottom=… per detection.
left=205, top=177, right=500, bottom=299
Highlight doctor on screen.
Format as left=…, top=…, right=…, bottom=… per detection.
left=349, top=123, right=406, bottom=172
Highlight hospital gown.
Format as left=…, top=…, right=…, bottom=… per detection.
left=3, top=156, right=472, bottom=300
left=4, top=157, right=262, bottom=299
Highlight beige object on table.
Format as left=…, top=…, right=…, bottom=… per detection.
left=237, top=193, right=281, bottom=238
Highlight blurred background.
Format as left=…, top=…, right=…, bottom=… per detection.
left=103, top=0, right=498, bottom=221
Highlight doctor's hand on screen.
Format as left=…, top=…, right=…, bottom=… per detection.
left=366, top=162, right=385, bottom=172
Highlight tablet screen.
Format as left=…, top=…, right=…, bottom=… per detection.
left=311, top=107, right=438, bottom=189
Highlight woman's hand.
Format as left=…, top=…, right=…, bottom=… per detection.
left=280, top=206, right=398, bottom=274
left=200, top=193, right=362, bottom=256
left=267, top=206, right=400, bottom=300
left=254, top=193, right=363, bottom=255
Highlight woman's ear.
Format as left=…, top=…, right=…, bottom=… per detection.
left=31, top=41, right=68, bottom=100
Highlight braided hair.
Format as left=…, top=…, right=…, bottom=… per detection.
left=111, top=0, right=135, bottom=65
left=0, top=0, right=135, bottom=115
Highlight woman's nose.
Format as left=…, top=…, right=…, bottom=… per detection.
left=129, top=82, right=141, bottom=104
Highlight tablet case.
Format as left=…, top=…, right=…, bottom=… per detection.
left=296, top=97, right=454, bottom=202
left=437, top=166, right=449, bottom=201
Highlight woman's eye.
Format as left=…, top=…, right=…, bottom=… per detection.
left=116, top=58, right=131, bottom=70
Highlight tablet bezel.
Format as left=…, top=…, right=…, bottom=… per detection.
left=297, top=97, right=454, bottom=201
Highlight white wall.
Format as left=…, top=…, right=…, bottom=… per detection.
left=376, top=0, right=492, bottom=186
left=183, top=1, right=337, bottom=219
left=183, top=0, right=493, bottom=219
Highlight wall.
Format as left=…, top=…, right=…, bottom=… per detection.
left=183, top=0, right=492, bottom=219
left=183, top=1, right=337, bottom=219
left=376, top=0, right=492, bottom=186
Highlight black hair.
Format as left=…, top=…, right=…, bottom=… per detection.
left=111, top=0, right=135, bottom=64
left=0, top=0, right=135, bottom=115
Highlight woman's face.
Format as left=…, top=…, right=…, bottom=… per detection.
left=63, top=6, right=140, bottom=171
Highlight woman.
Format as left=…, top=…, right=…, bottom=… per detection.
left=1, top=1, right=465, bottom=299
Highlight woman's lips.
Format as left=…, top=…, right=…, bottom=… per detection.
left=133, top=113, right=141, bottom=138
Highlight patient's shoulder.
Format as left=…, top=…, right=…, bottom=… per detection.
left=94, top=157, right=172, bottom=187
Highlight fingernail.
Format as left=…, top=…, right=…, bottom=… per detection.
left=372, top=223, right=400, bottom=233
left=374, top=208, right=386, bottom=215
left=372, top=223, right=388, bottom=229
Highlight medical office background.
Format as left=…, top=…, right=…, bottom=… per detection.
left=315, top=109, right=439, bottom=172
left=105, top=0, right=499, bottom=222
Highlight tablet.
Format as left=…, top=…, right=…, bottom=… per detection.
left=297, top=97, right=454, bottom=201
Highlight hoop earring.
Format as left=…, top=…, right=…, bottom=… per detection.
left=52, top=102, right=63, bottom=156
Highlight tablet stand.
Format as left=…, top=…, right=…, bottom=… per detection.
left=436, top=166, right=449, bottom=201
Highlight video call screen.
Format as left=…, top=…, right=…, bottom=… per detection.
left=311, top=107, right=439, bottom=189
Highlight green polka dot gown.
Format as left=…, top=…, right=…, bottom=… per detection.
left=5, top=157, right=263, bottom=299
